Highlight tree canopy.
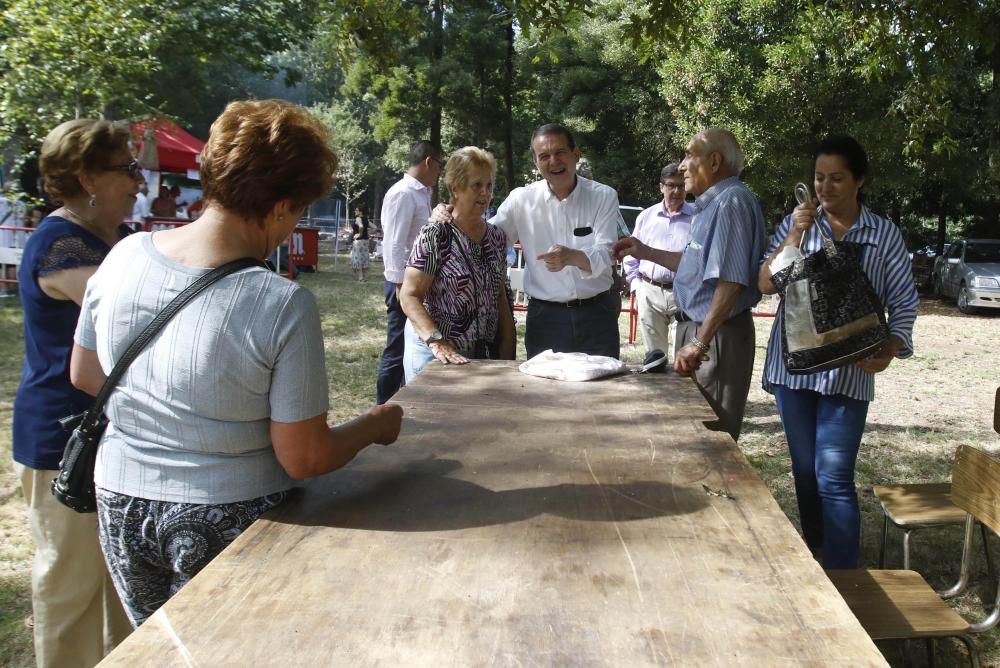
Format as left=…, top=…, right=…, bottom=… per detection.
left=1, top=0, right=996, bottom=242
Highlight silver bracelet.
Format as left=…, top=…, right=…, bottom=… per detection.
left=691, top=337, right=711, bottom=354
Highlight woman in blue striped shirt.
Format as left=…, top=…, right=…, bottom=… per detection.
left=758, top=135, right=919, bottom=569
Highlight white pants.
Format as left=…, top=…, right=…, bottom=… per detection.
left=15, top=462, right=131, bottom=667
left=635, top=280, right=678, bottom=359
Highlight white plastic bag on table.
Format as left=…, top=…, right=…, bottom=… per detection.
left=518, top=350, right=627, bottom=382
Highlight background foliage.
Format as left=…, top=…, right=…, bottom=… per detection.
left=1, top=0, right=997, bottom=244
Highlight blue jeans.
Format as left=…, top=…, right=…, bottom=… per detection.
left=773, top=385, right=869, bottom=569
left=403, top=320, right=436, bottom=382
left=376, top=280, right=406, bottom=404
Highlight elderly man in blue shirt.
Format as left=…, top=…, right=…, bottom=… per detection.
left=614, top=128, right=765, bottom=441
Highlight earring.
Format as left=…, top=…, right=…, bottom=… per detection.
left=88, top=193, right=97, bottom=207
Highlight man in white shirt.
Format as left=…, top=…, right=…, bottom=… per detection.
left=376, top=140, right=444, bottom=404
left=131, top=180, right=151, bottom=221
left=490, top=124, right=624, bottom=358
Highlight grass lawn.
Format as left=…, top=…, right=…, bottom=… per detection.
left=1, top=244, right=999, bottom=666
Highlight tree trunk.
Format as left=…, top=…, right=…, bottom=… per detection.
left=936, top=192, right=947, bottom=255
left=427, top=0, right=444, bottom=206
left=502, top=18, right=516, bottom=191
left=373, top=177, right=385, bottom=222
left=991, top=16, right=1000, bottom=183
left=477, top=64, right=485, bottom=147
left=430, top=0, right=444, bottom=149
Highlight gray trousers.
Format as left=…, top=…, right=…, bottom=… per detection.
left=675, top=309, right=755, bottom=441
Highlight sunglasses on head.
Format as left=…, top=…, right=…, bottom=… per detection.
left=106, top=159, right=141, bottom=179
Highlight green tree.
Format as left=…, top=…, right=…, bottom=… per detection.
left=520, top=2, right=679, bottom=204
left=0, top=0, right=161, bottom=141
left=316, top=0, right=598, bottom=194
left=0, top=0, right=314, bottom=142
left=310, top=100, right=384, bottom=211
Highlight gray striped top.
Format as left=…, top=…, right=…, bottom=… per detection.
left=75, top=232, right=330, bottom=504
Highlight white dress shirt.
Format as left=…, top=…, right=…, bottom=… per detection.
left=490, top=177, right=622, bottom=302
left=131, top=191, right=151, bottom=220
left=381, top=173, right=432, bottom=284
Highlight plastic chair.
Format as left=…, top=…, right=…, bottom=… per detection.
left=507, top=267, right=528, bottom=308
left=829, top=444, right=1000, bottom=667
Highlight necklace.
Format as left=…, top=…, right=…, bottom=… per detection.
left=453, top=214, right=486, bottom=243
left=61, top=205, right=92, bottom=226
left=60, top=205, right=114, bottom=244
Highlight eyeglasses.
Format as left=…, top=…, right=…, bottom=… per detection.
left=106, top=159, right=141, bottom=179
left=429, top=156, right=444, bottom=168
left=661, top=182, right=685, bottom=191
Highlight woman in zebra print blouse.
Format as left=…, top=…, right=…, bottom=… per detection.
left=399, top=146, right=516, bottom=380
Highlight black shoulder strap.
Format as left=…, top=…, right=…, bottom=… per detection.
left=82, top=257, right=267, bottom=425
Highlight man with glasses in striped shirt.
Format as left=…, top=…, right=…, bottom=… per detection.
left=614, top=129, right=765, bottom=441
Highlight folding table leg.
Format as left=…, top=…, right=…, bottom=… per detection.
left=879, top=514, right=889, bottom=568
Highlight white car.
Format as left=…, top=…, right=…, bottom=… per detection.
left=932, top=239, right=1000, bottom=313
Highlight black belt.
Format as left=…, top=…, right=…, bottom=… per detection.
left=639, top=275, right=672, bottom=289
left=675, top=309, right=751, bottom=324
left=531, top=290, right=610, bottom=308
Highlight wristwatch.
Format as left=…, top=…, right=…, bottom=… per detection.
left=423, top=330, right=444, bottom=345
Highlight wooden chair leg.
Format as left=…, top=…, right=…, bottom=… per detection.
left=903, top=529, right=913, bottom=570
left=925, top=638, right=936, bottom=668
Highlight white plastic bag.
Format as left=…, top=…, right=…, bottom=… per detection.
left=518, top=349, right=627, bottom=382
left=769, top=244, right=804, bottom=274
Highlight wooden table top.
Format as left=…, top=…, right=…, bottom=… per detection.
left=99, top=361, right=886, bottom=667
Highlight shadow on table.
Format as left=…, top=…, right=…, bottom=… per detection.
left=279, top=457, right=709, bottom=532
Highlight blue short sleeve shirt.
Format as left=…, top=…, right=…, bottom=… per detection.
left=674, top=177, right=766, bottom=321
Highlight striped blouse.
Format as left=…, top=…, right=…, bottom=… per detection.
left=761, top=206, right=919, bottom=402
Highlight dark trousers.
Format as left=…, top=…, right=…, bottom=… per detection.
left=524, top=289, right=620, bottom=359
left=376, top=280, right=406, bottom=404
left=675, top=310, right=755, bottom=442
left=773, top=385, right=869, bottom=569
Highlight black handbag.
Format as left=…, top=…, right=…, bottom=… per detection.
left=52, top=257, right=267, bottom=513
left=770, top=197, right=888, bottom=375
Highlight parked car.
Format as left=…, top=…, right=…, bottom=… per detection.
left=932, top=239, right=1000, bottom=313
left=911, top=243, right=950, bottom=291
left=619, top=205, right=643, bottom=236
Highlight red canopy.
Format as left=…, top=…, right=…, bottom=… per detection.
left=132, top=120, right=205, bottom=174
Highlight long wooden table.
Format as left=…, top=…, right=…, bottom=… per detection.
left=100, top=361, right=886, bottom=666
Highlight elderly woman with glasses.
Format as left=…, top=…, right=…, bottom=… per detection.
left=400, top=146, right=515, bottom=379
left=69, top=100, right=404, bottom=627
left=12, top=119, right=139, bottom=667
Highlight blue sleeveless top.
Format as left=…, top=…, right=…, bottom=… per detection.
left=12, top=215, right=129, bottom=469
